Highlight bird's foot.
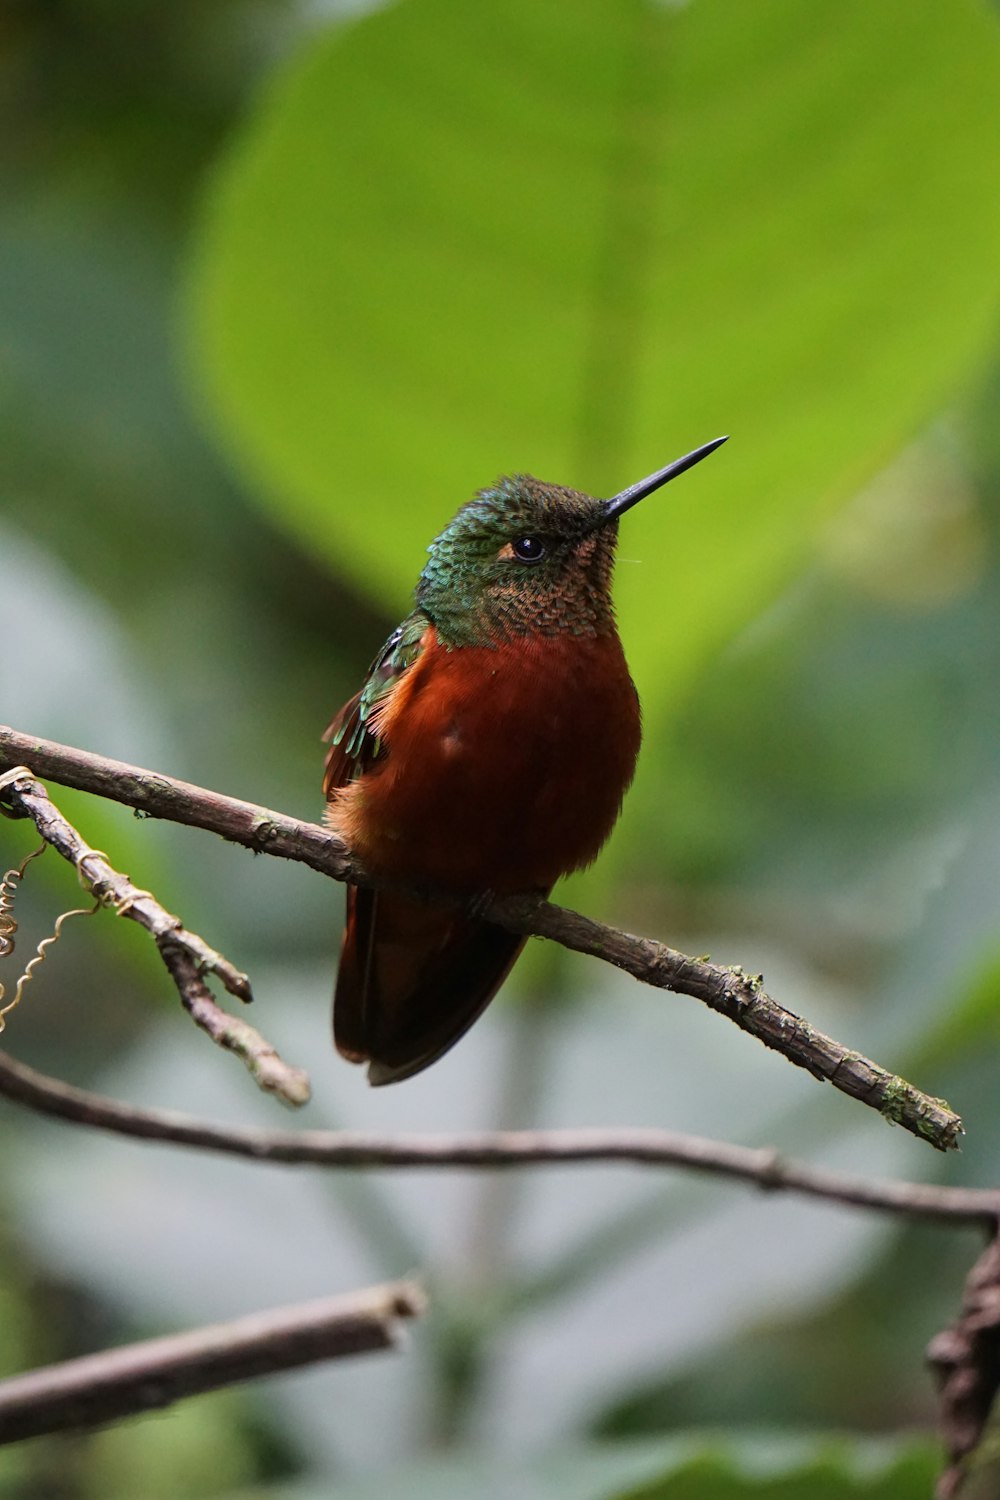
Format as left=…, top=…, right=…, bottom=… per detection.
left=464, top=887, right=497, bottom=920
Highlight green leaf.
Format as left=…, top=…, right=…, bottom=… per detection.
left=187, top=0, right=1000, bottom=865
left=910, top=948, right=1000, bottom=1070
left=81, top=1389, right=259, bottom=1500
left=607, top=1441, right=939, bottom=1499
left=212, top=1437, right=938, bottom=1500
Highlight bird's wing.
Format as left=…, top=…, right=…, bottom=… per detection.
left=322, top=612, right=429, bottom=795
left=324, top=611, right=436, bottom=1069
left=323, top=612, right=538, bottom=1085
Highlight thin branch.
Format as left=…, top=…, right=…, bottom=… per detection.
left=0, top=728, right=963, bottom=1151
left=159, top=946, right=309, bottom=1107
left=0, top=1279, right=425, bottom=1444
left=0, top=1049, right=993, bottom=1230
left=0, top=768, right=309, bottom=1107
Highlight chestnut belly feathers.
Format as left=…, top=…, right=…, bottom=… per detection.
left=329, top=629, right=642, bottom=896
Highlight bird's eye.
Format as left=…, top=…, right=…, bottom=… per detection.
left=511, top=536, right=546, bottom=563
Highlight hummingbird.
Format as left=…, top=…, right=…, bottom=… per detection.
left=323, top=436, right=727, bottom=1086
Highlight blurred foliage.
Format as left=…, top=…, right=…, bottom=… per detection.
left=188, top=0, right=1000, bottom=878
left=2, top=0, right=1000, bottom=1497
left=593, top=1220, right=973, bottom=1439
left=610, top=1451, right=940, bottom=1500
left=196, top=1435, right=940, bottom=1499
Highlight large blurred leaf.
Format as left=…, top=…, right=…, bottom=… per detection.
left=189, top=0, right=1000, bottom=733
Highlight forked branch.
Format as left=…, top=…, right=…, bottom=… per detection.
left=0, top=765, right=308, bottom=1106
left=0, top=726, right=963, bottom=1151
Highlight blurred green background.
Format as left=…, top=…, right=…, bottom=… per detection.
left=2, top=0, right=1000, bottom=1495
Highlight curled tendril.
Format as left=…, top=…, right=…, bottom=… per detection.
left=71, top=846, right=155, bottom=917
left=0, top=842, right=47, bottom=959
left=0, top=840, right=99, bottom=1034
left=0, top=901, right=100, bottom=1032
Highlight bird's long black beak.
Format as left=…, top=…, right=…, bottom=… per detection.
left=603, top=435, right=728, bottom=523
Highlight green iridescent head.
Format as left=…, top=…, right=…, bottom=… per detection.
left=416, top=439, right=727, bottom=648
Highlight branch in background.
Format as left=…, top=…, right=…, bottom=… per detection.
left=929, top=1235, right=1000, bottom=1499
left=0, top=1049, right=994, bottom=1231
left=0, top=728, right=964, bottom=1151
left=0, top=768, right=309, bottom=1107
left=0, top=1279, right=425, bottom=1444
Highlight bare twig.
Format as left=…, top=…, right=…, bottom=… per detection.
left=0, top=1279, right=425, bottom=1443
left=0, top=728, right=963, bottom=1150
left=0, top=768, right=308, bottom=1107
left=159, top=947, right=309, bottom=1107
left=0, top=1049, right=992, bottom=1229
